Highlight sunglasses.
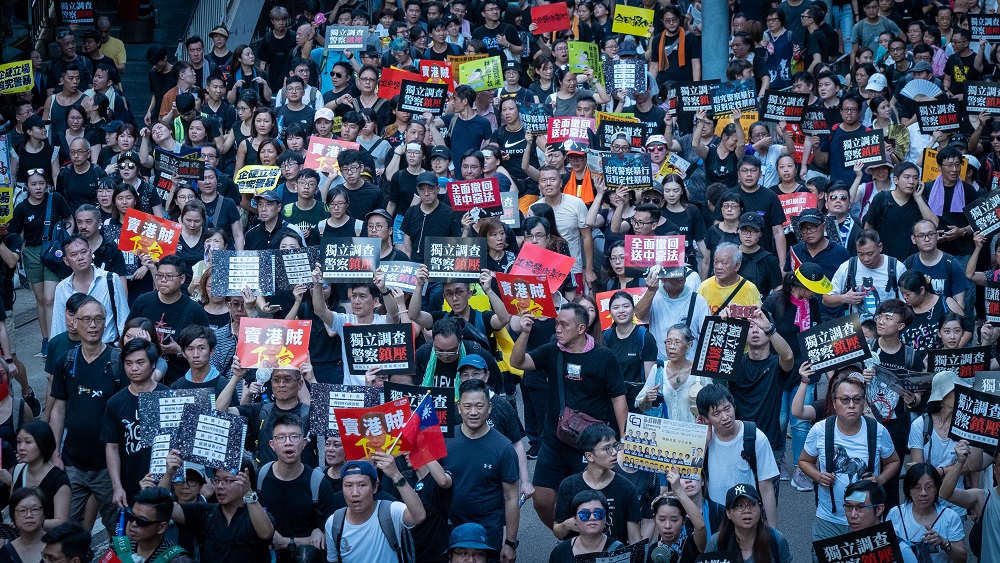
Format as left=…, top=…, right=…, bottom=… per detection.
left=119, top=161, right=137, bottom=170
left=125, top=508, right=165, bottom=527
left=577, top=508, right=607, bottom=521
left=26, top=168, right=46, bottom=177
left=648, top=145, right=667, bottom=152
left=331, top=72, right=344, bottom=78
left=827, top=194, right=849, bottom=201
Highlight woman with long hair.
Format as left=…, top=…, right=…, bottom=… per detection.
left=356, top=108, right=391, bottom=172
left=637, top=324, right=704, bottom=422
left=528, top=55, right=557, bottom=101
left=886, top=462, right=966, bottom=563
left=549, top=66, right=610, bottom=117
left=197, top=270, right=231, bottom=330
left=644, top=470, right=707, bottom=563
left=573, top=293, right=603, bottom=346
left=523, top=215, right=577, bottom=297
left=183, top=116, right=214, bottom=149
left=55, top=105, right=98, bottom=165
left=175, top=200, right=208, bottom=276
left=706, top=483, right=792, bottom=563
left=548, top=491, right=622, bottom=562
left=661, top=175, right=709, bottom=276
left=899, top=270, right=966, bottom=351
left=936, top=313, right=966, bottom=351
left=0, top=488, right=47, bottom=563
left=228, top=92, right=260, bottom=166
left=571, top=0, right=604, bottom=44
left=226, top=44, right=271, bottom=105
left=235, top=108, right=279, bottom=171
left=603, top=239, right=644, bottom=291
left=11, top=421, right=69, bottom=529
left=606, top=290, right=657, bottom=411
left=166, top=183, right=199, bottom=221
left=81, top=92, right=110, bottom=137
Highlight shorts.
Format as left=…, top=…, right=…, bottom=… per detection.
left=5, top=311, right=15, bottom=354
left=532, top=441, right=586, bottom=490
left=22, top=246, right=60, bottom=284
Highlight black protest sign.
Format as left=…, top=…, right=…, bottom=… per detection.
left=519, top=102, right=552, bottom=133
left=61, top=0, right=93, bottom=23
left=603, top=59, right=647, bottom=92
left=138, top=389, right=213, bottom=447
left=916, top=100, right=960, bottom=133
left=276, top=247, right=321, bottom=290
left=813, top=522, right=904, bottom=563
left=343, top=323, right=414, bottom=377
left=425, top=237, right=486, bottom=280
left=325, top=25, right=368, bottom=51
left=970, top=14, right=1000, bottom=40
left=838, top=129, right=885, bottom=168
left=153, top=149, right=204, bottom=180
left=965, top=82, right=1000, bottom=113
left=500, top=191, right=521, bottom=228
left=602, top=152, right=653, bottom=189
left=574, top=539, right=648, bottom=563
left=695, top=552, right=743, bottom=563
left=399, top=80, right=448, bottom=115
left=692, top=316, right=749, bottom=381
left=799, top=314, right=872, bottom=372
left=677, top=80, right=719, bottom=114
left=379, top=261, right=421, bottom=292
left=963, top=187, right=1000, bottom=237
left=308, top=383, right=383, bottom=436
left=210, top=250, right=275, bottom=296
left=927, top=346, right=990, bottom=379
left=987, top=279, right=1000, bottom=323
left=802, top=108, right=831, bottom=135
left=760, top=90, right=808, bottom=123
left=711, top=78, right=756, bottom=115
left=596, top=119, right=646, bottom=150
left=384, top=382, right=457, bottom=437
left=321, top=237, right=380, bottom=281
left=172, top=404, right=248, bottom=472
left=974, top=372, right=1000, bottom=395
left=949, top=385, right=1000, bottom=450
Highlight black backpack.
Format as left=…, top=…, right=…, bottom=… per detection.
left=844, top=256, right=899, bottom=296
left=329, top=500, right=416, bottom=563
left=703, top=421, right=760, bottom=485
left=820, top=415, right=878, bottom=514
left=63, top=345, right=123, bottom=391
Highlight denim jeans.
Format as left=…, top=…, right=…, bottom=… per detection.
left=831, top=4, right=855, bottom=54
left=779, top=383, right=815, bottom=466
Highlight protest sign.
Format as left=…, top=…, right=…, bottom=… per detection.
left=384, top=383, right=456, bottom=437
left=117, top=209, right=182, bottom=261
left=923, top=148, right=968, bottom=183
left=500, top=191, right=521, bottom=228
left=949, top=385, right=1000, bottom=450
left=602, top=152, right=652, bottom=188
left=575, top=540, right=649, bottom=563
left=587, top=148, right=606, bottom=174
left=695, top=552, right=743, bottom=563
left=304, top=137, right=359, bottom=176
left=548, top=116, right=595, bottom=143
left=987, top=279, right=1000, bottom=323
left=692, top=316, right=749, bottom=380
left=965, top=82, right=1000, bottom=113
left=336, top=398, right=412, bottom=460
left=0, top=135, right=10, bottom=186
left=612, top=5, right=654, bottom=36
left=603, top=59, right=647, bottom=93
left=713, top=109, right=758, bottom=138
left=927, top=347, right=990, bottom=379
left=275, top=247, right=321, bottom=291
left=568, top=41, right=600, bottom=76
left=596, top=288, right=645, bottom=330
left=138, top=389, right=213, bottom=447
left=425, top=237, right=486, bottom=280
left=321, top=237, right=379, bottom=281
left=532, top=2, right=571, bottom=34
left=622, top=414, right=708, bottom=478
left=838, top=129, right=885, bottom=167
left=974, top=372, right=1000, bottom=394
left=61, top=0, right=93, bottom=23
left=235, top=165, right=281, bottom=194
left=0, top=61, right=33, bottom=95
left=624, top=235, right=685, bottom=268
left=802, top=108, right=831, bottom=135
left=677, top=80, right=719, bottom=114
left=447, top=177, right=502, bottom=212
left=970, top=14, right=1000, bottom=40
left=799, top=314, right=871, bottom=372
left=813, top=523, right=904, bottom=563
left=399, top=80, right=448, bottom=115
left=711, top=78, right=756, bottom=115
left=520, top=102, right=551, bottom=133
left=325, top=26, right=368, bottom=51
left=458, top=56, right=503, bottom=92
left=418, top=60, right=454, bottom=92
left=308, top=384, right=383, bottom=437
left=447, top=54, right=488, bottom=66
left=153, top=149, right=204, bottom=180
left=964, top=187, right=1000, bottom=237
left=210, top=250, right=275, bottom=296
left=597, top=119, right=646, bottom=150
left=343, top=323, right=414, bottom=377
left=662, top=152, right=695, bottom=178
left=916, top=100, right=961, bottom=133
left=778, top=192, right=817, bottom=227
left=236, top=318, right=312, bottom=369
left=760, top=90, right=808, bottom=123
left=172, top=404, right=247, bottom=472
left=379, top=67, right=425, bottom=99
left=510, top=242, right=577, bottom=293
left=378, top=261, right=421, bottom=292
left=0, top=188, right=13, bottom=224
left=495, top=272, right=557, bottom=318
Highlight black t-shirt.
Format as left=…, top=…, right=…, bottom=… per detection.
left=738, top=248, right=782, bottom=297
left=203, top=102, right=239, bottom=134
left=127, top=294, right=210, bottom=385
left=944, top=52, right=979, bottom=94
left=389, top=169, right=421, bottom=216
left=401, top=202, right=462, bottom=262
left=630, top=104, right=667, bottom=137
left=258, top=31, right=297, bottom=92
left=663, top=206, right=706, bottom=269
left=9, top=193, right=72, bottom=246
left=258, top=465, right=337, bottom=537
left=276, top=105, right=315, bottom=137
left=392, top=472, right=452, bottom=563
left=862, top=191, right=923, bottom=260
left=734, top=187, right=784, bottom=254
left=704, top=143, right=738, bottom=189
left=344, top=182, right=383, bottom=221
left=651, top=31, right=702, bottom=83
left=93, top=239, right=127, bottom=277
left=202, top=195, right=243, bottom=237
left=555, top=472, right=641, bottom=544
left=605, top=326, right=658, bottom=407
left=922, top=181, right=977, bottom=258
left=175, top=233, right=206, bottom=274
left=732, top=355, right=790, bottom=451
left=443, top=428, right=518, bottom=550
left=615, top=465, right=659, bottom=520
left=491, top=126, right=537, bottom=194
left=171, top=376, right=234, bottom=406
left=470, top=23, right=522, bottom=64
left=488, top=393, right=526, bottom=444
left=100, top=383, right=171, bottom=502
left=56, top=164, right=106, bottom=211
left=179, top=502, right=275, bottom=563
left=149, top=67, right=180, bottom=119
left=45, top=333, right=79, bottom=374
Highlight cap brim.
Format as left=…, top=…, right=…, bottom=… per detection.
left=446, top=542, right=497, bottom=555
left=795, top=269, right=833, bottom=295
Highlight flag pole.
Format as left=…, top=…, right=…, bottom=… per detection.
left=387, top=391, right=432, bottom=453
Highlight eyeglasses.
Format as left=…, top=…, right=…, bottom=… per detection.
left=118, top=161, right=137, bottom=170
left=524, top=233, right=549, bottom=241
left=609, top=255, right=625, bottom=263
left=836, top=396, right=865, bottom=405
left=721, top=203, right=741, bottom=210
left=125, top=508, right=166, bottom=527
left=913, top=232, right=937, bottom=240
left=273, top=433, right=303, bottom=443
left=843, top=503, right=879, bottom=514
left=434, top=348, right=461, bottom=357
left=595, top=442, right=623, bottom=454
left=940, top=161, right=962, bottom=169
left=368, top=223, right=387, bottom=232
left=577, top=508, right=607, bottom=521
left=154, top=274, right=180, bottom=281
left=731, top=502, right=760, bottom=513
left=359, top=76, right=377, bottom=82
left=611, top=144, right=630, bottom=153
left=76, top=316, right=106, bottom=326
left=69, top=149, right=89, bottom=155
left=632, top=218, right=655, bottom=226
left=841, top=106, right=859, bottom=113
left=15, top=506, right=42, bottom=516
left=342, top=164, right=363, bottom=174
left=739, top=228, right=761, bottom=236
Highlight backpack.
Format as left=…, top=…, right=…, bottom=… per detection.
left=63, top=345, right=123, bottom=391
left=329, top=500, right=417, bottom=563
left=256, top=460, right=325, bottom=507
left=602, top=325, right=648, bottom=358
left=703, top=421, right=761, bottom=486
left=821, top=415, right=878, bottom=514
left=844, top=255, right=898, bottom=301
left=254, top=402, right=311, bottom=462
left=969, top=489, right=992, bottom=558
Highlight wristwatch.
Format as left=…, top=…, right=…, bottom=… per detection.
left=764, top=324, right=777, bottom=337
left=243, top=491, right=258, bottom=504
left=505, top=539, right=519, bottom=550
left=943, top=542, right=952, bottom=552
left=393, top=476, right=408, bottom=488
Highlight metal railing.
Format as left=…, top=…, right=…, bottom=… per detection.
left=29, top=0, right=56, bottom=52
left=175, top=0, right=237, bottom=60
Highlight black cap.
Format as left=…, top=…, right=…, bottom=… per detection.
left=80, top=29, right=101, bottom=41
left=366, top=209, right=393, bottom=223
left=253, top=190, right=281, bottom=203
left=726, top=483, right=762, bottom=508
left=22, top=115, right=49, bottom=131
left=416, top=171, right=438, bottom=186
left=430, top=145, right=451, bottom=161
left=119, top=150, right=141, bottom=165
left=503, top=60, right=522, bottom=74
left=738, top=212, right=763, bottom=230
left=797, top=208, right=825, bottom=226
left=100, top=120, right=124, bottom=133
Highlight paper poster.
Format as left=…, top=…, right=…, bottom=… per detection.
left=378, top=261, right=421, bottom=292
left=802, top=108, right=831, bottom=135
left=424, top=237, right=486, bottom=280
left=713, top=109, right=758, bottom=138
left=596, top=288, right=645, bottom=330
left=970, top=14, right=1000, bottom=39
left=691, top=316, right=749, bottom=381
left=500, top=191, right=521, bottom=228
left=117, top=208, right=182, bottom=260
left=275, top=246, right=321, bottom=291
left=510, top=242, right=577, bottom=292
left=153, top=148, right=204, bottom=180
left=760, top=90, right=808, bottom=123
left=612, top=5, right=654, bottom=36
left=235, top=165, right=281, bottom=194
left=458, top=56, right=503, bottom=92
left=446, top=54, right=488, bottom=67
left=172, top=404, right=247, bottom=472
left=383, top=383, right=456, bottom=437
left=799, top=314, right=872, bottom=372
left=308, top=383, right=383, bottom=437
left=399, top=80, right=448, bottom=115
left=966, top=82, right=1000, bottom=113
left=379, top=67, right=426, bottom=99
left=676, top=80, right=718, bottom=114
left=575, top=540, right=649, bottom=563
left=137, top=389, right=213, bottom=447
left=0, top=134, right=10, bottom=186
left=210, top=250, right=275, bottom=296
left=418, top=60, right=455, bottom=92
left=695, top=552, right=744, bottom=563
left=342, top=323, right=414, bottom=377
left=839, top=129, right=885, bottom=168
left=568, top=41, right=600, bottom=75
left=520, top=102, right=552, bottom=134
left=304, top=137, right=359, bottom=176
left=987, top=280, right=1000, bottom=323
left=321, top=237, right=380, bottom=281
left=603, top=59, right=647, bottom=93
left=532, top=2, right=571, bottom=34
left=0, top=187, right=13, bottom=224
left=711, top=78, right=756, bottom=115
left=949, top=386, right=1000, bottom=450
left=963, top=186, right=1000, bottom=237
left=624, top=235, right=685, bottom=268
left=814, top=524, right=905, bottom=563
left=236, top=318, right=312, bottom=369
left=0, top=61, right=33, bottom=95
left=916, top=100, right=961, bottom=133
left=597, top=118, right=646, bottom=150
left=927, top=347, right=990, bottom=379
left=336, top=398, right=412, bottom=460
left=974, top=371, right=1000, bottom=395
left=61, top=0, right=94, bottom=23
left=923, top=148, right=968, bottom=183
left=494, top=272, right=557, bottom=318
left=778, top=192, right=818, bottom=227
left=622, top=414, right=708, bottom=478
left=325, top=26, right=368, bottom=51
left=548, top=116, right=595, bottom=143
left=447, top=177, right=502, bottom=213
left=602, top=152, right=652, bottom=188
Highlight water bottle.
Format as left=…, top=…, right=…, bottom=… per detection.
left=116, top=507, right=126, bottom=536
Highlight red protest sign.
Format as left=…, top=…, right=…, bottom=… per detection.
left=510, top=242, right=576, bottom=293
left=778, top=192, right=818, bottom=226
left=532, top=2, right=571, bottom=34
left=495, top=273, right=557, bottom=318
left=304, top=136, right=359, bottom=175
left=596, top=288, right=646, bottom=330
left=419, top=60, right=455, bottom=92
left=379, top=67, right=427, bottom=99
left=236, top=318, right=312, bottom=369
left=624, top=235, right=685, bottom=268
left=447, top=177, right=501, bottom=212
left=335, top=398, right=412, bottom=461
left=117, top=208, right=182, bottom=260
left=548, top=117, right=595, bottom=143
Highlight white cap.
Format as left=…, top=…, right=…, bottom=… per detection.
left=866, top=73, right=888, bottom=93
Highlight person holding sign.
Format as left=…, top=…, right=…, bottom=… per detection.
left=549, top=67, right=610, bottom=118
left=644, top=472, right=708, bottom=563
left=692, top=109, right=744, bottom=190
left=940, top=441, right=1000, bottom=563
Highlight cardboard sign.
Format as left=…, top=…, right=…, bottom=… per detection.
left=949, top=385, right=1000, bottom=451
left=511, top=242, right=577, bottom=292
left=379, top=67, right=426, bottom=99
left=0, top=61, right=33, bottom=95
left=548, top=116, right=595, bottom=143
left=813, top=523, right=904, bottom=563
left=117, top=209, right=182, bottom=260
left=336, top=398, right=412, bottom=460
left=965, top=81, right=1000, bottom=113
left=308, top=384, right=383, bottom=437
left=575, top=540, right=649, bottom=563
left=304, top=137, right=359, bottom=176
left=802, top=108, right=831, bottom=135
left=495, top=272, right=557, bottom=318
left=799, top=314, right=872, bottom=372
left=458, top=56, right=503, bottom=92
left=778, top=192, right=818, bottom=227
left=0, top=187, right=13, bottom=224
left=923, top=148, right=969, bottom=183
left=172, top=404, right=247, bottom=472
left=325, top=25, right=368, bottom=51
left=624, top=235, right=685, bottom=268
left=711, top=78, right=756, bottom=115
left=916, top=100, right=961, bottom=133
left=567, top=41, right=600, bottom=75
left=235, top=165, right=281, bottom=194
left=342, top=323, right=414, bottom=377
left=153, top=149, right=204, bottom=180
left=447, top=177, right=502, bottom=212
left=532, top=2, right=571, bottom=34
left=597, top=119, right=646, bottom=150
left=61, top=0, right=93, bottom=23
left=927, top=347, right=990, bottom=379
left=276, top=247, right=321, bottom=291
left=963, top=187, right=1000, bottom=237
left=399, top=80, right=448, bottom=115
left=612, top=5, right=654, bottom=36
left=970, top=14, right=1000, bottom=40
left=321, top=237, right=379, bottom=281
left=236, top=318, right=312, bottom=369
left=425, top=237, right=486, bottom=280
left=596, top=288, right=645, bottom=330
left=137, top=389, right=213, bottom=447
left=418, top=60, right=454, bottom=92
left=692, top=316, right=749, bottom=381
left=974, top=372, right=1000, bottom=395
left=677, top=81, right=719, bottom=114
left=378, top=261, right=421, bottom=292
left=520, top=102, right=552, bottom=134
left=383, top=383, right=456, bottom=437
left=603, top=59, right=647, bottom=93
left=210, top=250, right=275, bottom=296
left=987, top=279, right=1000, bottom=323
left=602, top=152, right=653, bottom=188
left=622, top=414, right=707, bottom=478
left=760, top=90, right=808, bottom=123
left=839, top=129, right=885, bottom=168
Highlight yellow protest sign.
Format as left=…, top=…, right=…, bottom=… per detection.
left=0, top=60, right=33, bottom=94
left=596, top=111, right=638, bottom=129
left=714, top=110, right=758, bottom=138
left=920, top=148, right=968, bottom=183
left=458, top=56, right=503, bottom=92
left=0, top=188, right=12, bottom=224
left=447, top=53, right=488, bottom=66
left=235, top=166, right=282, bottom=194
left=612, top=5, right=654, bottom=37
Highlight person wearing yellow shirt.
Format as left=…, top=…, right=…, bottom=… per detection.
left=96, top=17, right=127, bottom=73
left=697, top=242, right=762, bottom=314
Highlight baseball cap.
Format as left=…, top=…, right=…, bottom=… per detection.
left=100, top=120, right=124, bottom=133
left=22, top=115, right=50, bottom=131
left=253, top=190, right=281, bottom=203
left=315, top=108, right=335, bottom=122
left=458, top=354, right=488, bottom=371
left=503, top=60, right=522, bottom=74
left=416, top=171, right=438, bottom=186
left=966, top=154, right=981, bottom=171
left=726, top=483, right=762, bottom=508
left=209, top=25, right=229, bottom=38
left=184, top=463, right=208, bottom=482
left=948, top=134, right=969, bottom=149
left=563, top=140, right=586, bottom=156
left=431, top=145, right=451, bottom=161
left=656, top=265, right=687, bottom=279
left=366, top=209, right=393, bottom=224
left=795, top=262, right=833, bottom=295
left=446, top=523, right=496, bottom=555
left=80, top=29, right=101, bottom=41
left=866, top=73, right=887, bottom=92
left=341, top=460, right=379, bottom=483
left=643, top=182, right=664, bottom=195
left=909, top=61, right=934, bottom=74
left=619, top=40, right=638, bottom=56
left=738, top=212, right=763, bottom=231
left=645, top=135, right=667, bottom=147
left=928, top=370, right=964, bottom=403
left=797, top=208, right=825, bottom=226
left=119, top=150, right=141, bottom=165
left=361, top=46, right=380, bottom=57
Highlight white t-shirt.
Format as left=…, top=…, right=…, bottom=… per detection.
left=828, top=256, right=907, bottom=320
left=326, top=313, right=389, bottom=386
left=907, top=415, right=966, bottom=517
left=645, top=286, right=710, bottom=362
left=803, top=417, right=896, bottom=525
left=705, top=421, right=780, bottom=505
left=326, top=500, right=409, bottom=563
left=551, top=193, right=589, bottom=274
left=886, top=503, right=964, bottom=563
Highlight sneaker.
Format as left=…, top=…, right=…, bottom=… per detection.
left=778, top=456, right=792, bottom=481
left=526, top=443, right=540, bottom=460
left=791, top=467, right=814, bottom=492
